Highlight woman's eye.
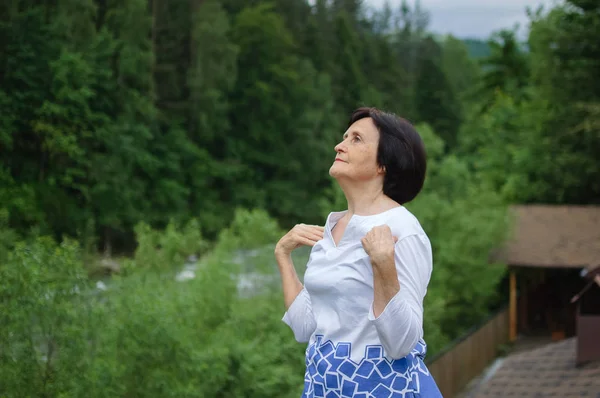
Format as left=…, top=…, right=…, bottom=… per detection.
left=353, top=136, right=361, bottom=142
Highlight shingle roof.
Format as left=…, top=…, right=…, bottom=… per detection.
left=496, top=205, right=600, bottom=268
left=470, top=338, right=600, bottom=397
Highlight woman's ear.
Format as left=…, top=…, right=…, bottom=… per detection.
left=378, top=165, right=386, bottom=175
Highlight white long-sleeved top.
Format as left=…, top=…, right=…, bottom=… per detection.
left=282, top=206, right=442, bottom=398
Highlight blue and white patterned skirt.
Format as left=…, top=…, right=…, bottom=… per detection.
left=301, top=335, right=442, bottom=398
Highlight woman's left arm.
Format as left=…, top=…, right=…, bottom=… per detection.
left=362, top=227, right=432, bottom=359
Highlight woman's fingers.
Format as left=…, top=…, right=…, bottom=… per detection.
left=279, top=224, right=325, bottom=251
left=297, top=232, right=321, bottom=244
left=297, top=225, right=324, bottom=239
left=308, top=225, right=325, bottom=235
left=300, top=225, right=323, bottom=232
left=298, top=237, right=319, bottom=247
left=309, top=234, right=324, bottom=243
left=306, top=229, right=324, bottom=239
left=297, top=234, right=323, bottom=247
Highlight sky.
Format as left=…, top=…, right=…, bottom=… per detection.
left=365, top=0, right=560, bottom=38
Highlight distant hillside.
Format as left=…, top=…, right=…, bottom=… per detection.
left=462, top=38, right=491, bottom=59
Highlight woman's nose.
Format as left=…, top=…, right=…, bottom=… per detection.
left=334, top=141, right=346, bottom=153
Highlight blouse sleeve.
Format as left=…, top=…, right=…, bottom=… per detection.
left=282, top=287, right=317, bottom=343
left=367, top=233, right=432, bottom=359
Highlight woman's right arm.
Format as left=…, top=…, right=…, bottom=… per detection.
left=275, top=224, right=323, bottom=342
left=275, top=251, right=304, bottom=309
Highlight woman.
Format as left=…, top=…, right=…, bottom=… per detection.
left=275, top=107, right=442, bottom=397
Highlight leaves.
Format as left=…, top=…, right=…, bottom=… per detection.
left=0, top=210, right=305, bottom=398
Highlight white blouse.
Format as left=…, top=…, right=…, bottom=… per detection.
left=282, top=206, right=433, bottom=362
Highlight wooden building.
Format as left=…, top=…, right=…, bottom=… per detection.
left=465, top=205, right=600, bottom=397
left=495, top=204, right=600, bottom=351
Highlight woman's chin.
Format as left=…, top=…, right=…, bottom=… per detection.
left=329, top=170, right=350, bottom=183
left=329, top=166, right=343, bottom=178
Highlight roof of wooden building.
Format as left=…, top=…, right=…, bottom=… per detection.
left=470, top=338, right=600, bottom=398
left=494, top=205, right=600, bottom=269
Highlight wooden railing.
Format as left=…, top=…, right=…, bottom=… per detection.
left=426, top=307, right=510, bottom=398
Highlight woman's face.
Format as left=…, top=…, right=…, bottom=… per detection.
left=329, top=117, right=384, bottom=182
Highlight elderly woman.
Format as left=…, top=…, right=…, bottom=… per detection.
left=275, top=107, right=442, bottom=397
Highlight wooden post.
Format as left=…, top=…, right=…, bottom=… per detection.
left=522, top=280, right=528, bottom=332
left=509, top=269, right=517, bottom=342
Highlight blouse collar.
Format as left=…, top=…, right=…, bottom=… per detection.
left=325, top=207, right=404, bottom=248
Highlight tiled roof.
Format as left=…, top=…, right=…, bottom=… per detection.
left=495, top=205, right=600, bottom=268
left=470, top=338, right=600, bottom=397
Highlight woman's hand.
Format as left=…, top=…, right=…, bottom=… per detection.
left=275, top=224, right=325, bottom=259
left=361, top=225, right=398, bottom=268
left=275, top=224, right=323, bottom=309
left=363, top=225, right=400, bottom=317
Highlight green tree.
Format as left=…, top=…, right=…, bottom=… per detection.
left=524, top=0, right=600, bottom=203
left=225, top=4, right=339, bottom=227
left=414, top=37, right=462, bottom=150
left=331, top=10, right=370, bottom=112
left=0, top=237, right=90, bottom=397
left=85, top=0, right=166, bottom=253
left=441, top=35, right=481, bottom=102
left=475, top=28, right=529, bottom=111
left=457, top=91, right=548, bottom=203
left=185, top=0, right=239, bottom=236
left=0, top=3, right=98, bottom=239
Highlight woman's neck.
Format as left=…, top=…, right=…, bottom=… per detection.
left=339, top=180, right=399, bottom=217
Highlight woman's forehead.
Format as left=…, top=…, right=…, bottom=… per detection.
left=344, top=118, right=378, bottom=139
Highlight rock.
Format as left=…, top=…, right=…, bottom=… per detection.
left=98, top=258, right=121, bottom=274
left=175, top=270, right=196, bottom=282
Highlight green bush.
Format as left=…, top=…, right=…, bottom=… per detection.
left=130, top=218, right=209, bottom=273
left=0, top=209, right=307, bottom=397
left=0, top=236, right=90, bottom=397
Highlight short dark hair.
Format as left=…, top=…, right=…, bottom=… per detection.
left=349, top=107, right=427, bottom=204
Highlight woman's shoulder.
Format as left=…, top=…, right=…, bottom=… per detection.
left=386, top=206, right=428, bottom=241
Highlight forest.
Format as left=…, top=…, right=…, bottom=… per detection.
left=0, top=0, right=598, bottom=396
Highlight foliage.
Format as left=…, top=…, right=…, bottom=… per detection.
left=0, top=210, right=307, bottom=398
left=414, top=37, right=463, bottom=150
left=129, top=218, right=209, bottom=273
left=457, top=0, right=600, bottom=205
left=477, top=29, right=530, bottom=106
left=524, top=0, right=600, bottom=204
left=457, top=91, right=548, bottom=202
left=224, top=4, right=340, bottom=229
left=0, top=0, right=523, bottom=248
left=441, top=35, right=481, bottom=102
left=0, top=209, right=19, bottom=263
left=0, top=237, right=90, bottom=397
